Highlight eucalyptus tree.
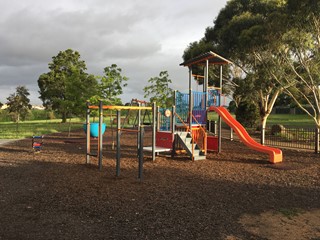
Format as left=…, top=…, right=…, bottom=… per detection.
left=268, top=0, right=320, bottom=128
left=209, top=0, right=290, bottom=135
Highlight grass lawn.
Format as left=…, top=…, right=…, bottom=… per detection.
left=208, top=112, right=315, bottom=128
left=267, top=114, right=315, bottom=128
left=0, top=119, right=84, bottom=139
left=0, top=113, right=316, bottom=139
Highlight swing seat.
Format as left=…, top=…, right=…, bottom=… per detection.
left=32, top=136, right=43, bottom=152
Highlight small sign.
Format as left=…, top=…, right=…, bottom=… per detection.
left=164, top=109, right=171, bottom=117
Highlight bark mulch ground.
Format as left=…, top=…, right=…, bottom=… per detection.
left=0, top=129, right=319, bottom=240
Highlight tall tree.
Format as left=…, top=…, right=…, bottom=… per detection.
left=93, top=64, right=128, bottom=105
left=183, top=0, right=289, bottom=143
left=6, top=86, right=32, bottom=122
left=143, top=71, right=174, bottom=107
left=269, top=0, right=320, bottom=128
left=38, top=49, right=98, bottom=122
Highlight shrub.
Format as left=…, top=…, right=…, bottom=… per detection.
left=235, top=101, right=259, bottom=128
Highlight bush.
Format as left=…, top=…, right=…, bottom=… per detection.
left=235, top=101, right=260, bottom=128
left=271, top=124, right=285, bottom=135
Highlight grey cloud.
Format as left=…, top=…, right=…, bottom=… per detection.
left=0, top=0, right=227, bottom=104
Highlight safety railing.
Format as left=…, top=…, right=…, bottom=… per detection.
left=191, top=114, right=207, bottom=155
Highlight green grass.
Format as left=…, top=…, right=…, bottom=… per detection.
left=267, top=114, right=314, bottom=128
left=0, top=119, right=84, bottom=139
left=208, top=112, right=315, bottom=128
left=0, top=112, right=316, bottom=139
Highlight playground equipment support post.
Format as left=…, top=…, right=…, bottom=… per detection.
left=152, top=102, right=156, bottom=160
left=116, top=109, right=121, bottom=177
left=138, top=126, right=144, bottom=180
left=99, top=100, right=103, bottom=171
left=218, top=65, right=223, bottom=153
left=86, top=101, right=91, bottom=164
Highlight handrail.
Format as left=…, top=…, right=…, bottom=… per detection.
left=174, top=111, right=207, bottom=158
left=191, top=115, right=207, bottom=154
left=174, top=112, right=189, bottom=129
left=174, top=112, right=195, bottom=157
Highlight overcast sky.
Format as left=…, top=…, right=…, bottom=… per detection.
left=0, top=0, right=228, bottom=105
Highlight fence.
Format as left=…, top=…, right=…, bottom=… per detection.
left=265, top=127, right=318, bottom=152
left=207, top=120, right=319, bottom=153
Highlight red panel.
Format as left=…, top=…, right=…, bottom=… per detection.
left=207, top=136, right=218, bottom=151
left=156, top=132, right=174, bottom=149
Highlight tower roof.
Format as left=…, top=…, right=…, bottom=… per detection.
left=180, top=51, right=232, bottom=67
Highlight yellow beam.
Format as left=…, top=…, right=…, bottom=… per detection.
left=88, top=105, right=152, bottom=110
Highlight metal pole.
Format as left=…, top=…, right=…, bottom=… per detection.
left=189, top=89, right=193, bottom=134
left=86, top=101, right=91, bottom=164
left=138, top=126, right=144, bottom=180
left=98, top=100, right=103, bottom=170
left=152, top=102, right=156, bottom=161
left=205, top=59, right=209, bottom=108
left=316, top=127, right=319, bottom=154
left=172, top=106, right=176, bottom=158
left=189, top=67, right=192, bottom=92
left=137, top=102, right=141, bottom=152
left=172, top=106, right=176, bottom=134
left=116, top=110, right=121, bottom=177
left=230, top=128, right=233, bottom=141
left=218, top=65, right=223, bottom=153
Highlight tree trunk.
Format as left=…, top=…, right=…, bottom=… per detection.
left=258, top=89, right=280, bottom=145
left=61, top=112, right=67, bottom=123
left=260, top=116, right=267, bottom=145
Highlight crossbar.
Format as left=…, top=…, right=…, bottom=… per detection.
left=88, top=105, right=152, bottom=110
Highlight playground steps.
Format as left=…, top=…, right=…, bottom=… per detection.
left=176, top=132, right=206, bottom=161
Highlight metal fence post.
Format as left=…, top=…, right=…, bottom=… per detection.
left=316, top=127, right=319, bottom=154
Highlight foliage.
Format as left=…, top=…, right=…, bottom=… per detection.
left=88, top=64, right=129, bottom=120
left=235, top=100, right=260, bottom=128
left=38, top=49, right=98, bottom=122
left=267, top=0, right=320, bottom=128
left=182, top=0, right=287, bottom=135
left=92, top=64, right=128, bottom=106
left=6, top=86, right=32, bottom=122
left=143, top=71, right=174, bottom=107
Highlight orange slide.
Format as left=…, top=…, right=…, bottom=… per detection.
left=208, top=106, right=282, bottom=163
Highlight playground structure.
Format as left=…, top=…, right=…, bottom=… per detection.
left=176, top=51, right=282, bottom=163
left=85, top=51, right=282, bottom=169
left=85, top=101, right=156, bottom=179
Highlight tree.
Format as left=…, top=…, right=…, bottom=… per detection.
left=6, top=86, right=32, bottom=122
left=182, top=0, right=289, bottom=143
left=235, top=100, right=260, bottom=128
left=143, top=71, right=174, bottom=107
left=268, top=0, right=320, bottom=128
left=93, top=64, right=128, bottom=106
left=38, top=49, right=98, bottom=122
